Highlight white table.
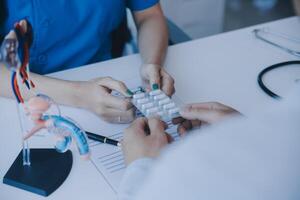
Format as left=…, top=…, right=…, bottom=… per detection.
left=1, top=16, right=299, bottom=200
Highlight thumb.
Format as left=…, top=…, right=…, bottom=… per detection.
left=93, top=77, right=134, bottom=97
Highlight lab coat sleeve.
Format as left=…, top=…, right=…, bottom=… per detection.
left=118, top=158, right=155, bottom=200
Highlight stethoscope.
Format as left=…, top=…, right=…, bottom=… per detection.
left=254, top=28, right=300, bottom=99
left=257, top=60, right=300, bottom=99
left=253, top=28, right=300, bottom=57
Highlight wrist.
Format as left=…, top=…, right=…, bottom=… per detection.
left=29, top=74, right=84, bottom=108
left=67, top=81, right=89, bottom=109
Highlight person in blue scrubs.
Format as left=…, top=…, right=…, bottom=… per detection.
left=0, top=0, right=174, bottom=123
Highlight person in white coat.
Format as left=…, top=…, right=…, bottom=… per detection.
left=118, top=83, right=300, bottom=200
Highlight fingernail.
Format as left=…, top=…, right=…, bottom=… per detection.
left=126, top=89, right=134, bottom=96
left=152, top=83, right=159, bottom=90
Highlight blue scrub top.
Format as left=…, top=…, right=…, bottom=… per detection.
left=0, top=0, right=159, bottom=74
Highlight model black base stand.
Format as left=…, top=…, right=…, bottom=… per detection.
left=3, top=148, right=73, bottom=196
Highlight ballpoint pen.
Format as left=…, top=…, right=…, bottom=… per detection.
left=85, top=131, right=121, bottom=147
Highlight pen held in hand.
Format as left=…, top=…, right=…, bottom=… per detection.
left=85, top=131, right=121, bottom=147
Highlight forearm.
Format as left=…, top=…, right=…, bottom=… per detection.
left=31, top=73, right=82, bottom=107
left=136, top=8, right=168, bottom=65
left=0, top=63, right=81, bottom=107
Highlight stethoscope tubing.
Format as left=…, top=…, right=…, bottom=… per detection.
left=257, top=60, right=300, bottom=99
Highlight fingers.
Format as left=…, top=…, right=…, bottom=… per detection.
left=93, top=77, right=133, bottom=97
left=148, top=118, right=166, bottom=136
left=180, top=105, right=222, bottom=124
left=180, top=105, right=205, bottom=120
left=91, top=77, right=133, bottom=111
left=100, top=107, right=136, bottom=124
left=141, top=64, right=161, bottom=90
left=165, top=133, right=174, bottom=143
left=176, top=102, right=240, bottom=136
left=161, top=69, right=175, bottom=96
left=177, top=120, right=202, bottom=136
left=172, top=116, right=185, bottom=125
left=84, top=77, right=136, bottom=122
left=122, top=117, right=148, bottom=144
left=130, top=117, right=149, bottom=136
left=147, top=64, right=161, bottom=90
left=140, top=64, right=175, bottom=96
left=103, top=94, right=133, bottom=111
left=186, top=102, right=234, bottom=112
left=122, top=117, right=168, bottom=165
left=131, top=117, right=148, bottom=129
left=180, top=102, right=240, bottom=124
left=180, top=103, right=220, bottom=120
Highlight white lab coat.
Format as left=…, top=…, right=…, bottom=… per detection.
left=118, top=84, right=300, bottom=200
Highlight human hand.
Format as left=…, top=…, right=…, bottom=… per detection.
left=140, top=64, right=175, bottom=96
left=173, top=102, right=241, bottom=136
left=121, top=117, right=172, bottom=165
left=75, top=77, right=135, bottom=123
